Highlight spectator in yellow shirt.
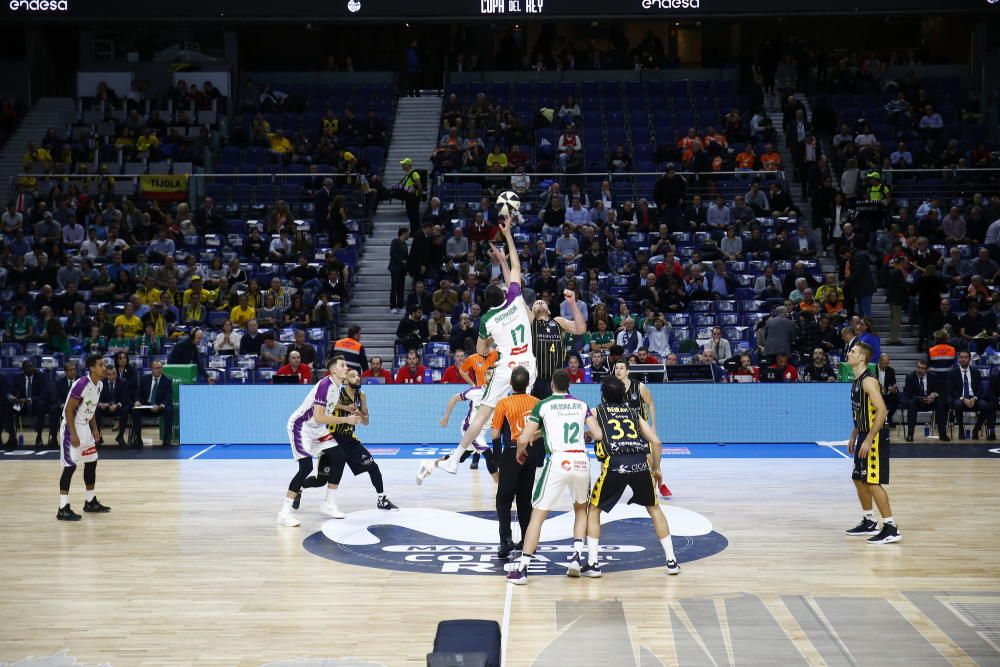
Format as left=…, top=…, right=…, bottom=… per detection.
left=136, top=279, right=162, bottom=307
left=114, top=303, right=144, bottom=339
left=485, top=144, right=509, bottom=171
left=22, top=141, right=52, bottom=170
left=268, top=130, right=294, bottom=162
left=229, top=292, right=256, bottom=328
left=136, top=128, right=160, bottom=154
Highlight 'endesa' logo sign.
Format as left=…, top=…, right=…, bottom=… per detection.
left=9, top=0, right=69, bottom=10
left=641, top=0, right=700, bottom=8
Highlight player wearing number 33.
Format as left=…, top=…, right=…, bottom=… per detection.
left=585, top=376, right=680, bottom=578
left=418, top=212, right=538, bottom=483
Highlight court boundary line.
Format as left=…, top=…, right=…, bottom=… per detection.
left=188, top=445, right=216, bottom=460
left=501, top=578, right=512, bottom=666
left=817, top=442, right=851, bottom=459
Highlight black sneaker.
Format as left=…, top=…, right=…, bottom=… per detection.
left=83, top=498, right=111, bottom=513
left=292, top=492, right=301, bottom=510
left=867, top=523, right=901, bottom=544
left=845, top=517, right=879, bottom=536
left=581, top=562, right=602, bottom=578
left=377, top=495, right=399, bottom=511
left=498, top=541, right=515, bottom=560
left=665, top=559, right=681, bottom=575
left=57, top=505, right=82, bottom=521
left=566, top=553, right=581, bottom=577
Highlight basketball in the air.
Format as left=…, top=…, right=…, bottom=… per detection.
left=496, top=190, right=521, bottom=216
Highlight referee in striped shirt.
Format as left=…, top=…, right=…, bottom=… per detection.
left=530, top=290, right=587, bottom=399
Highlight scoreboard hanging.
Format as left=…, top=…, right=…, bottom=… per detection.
left=5, top=0, right=992, bottom=20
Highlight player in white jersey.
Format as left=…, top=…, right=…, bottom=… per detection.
left=506, top=369, right=603, bottom=585
left=277, top=355, right=360, bottom=527
left=57, top=354, right=109, bottom=521
left=418, top=216, right=536, bottom=482
left=436, top=367, right=499, bottom=483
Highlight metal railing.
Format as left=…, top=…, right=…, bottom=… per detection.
left=878, top=168, right=1000, bottom=203
left=436, top=170, right=789, bottom=211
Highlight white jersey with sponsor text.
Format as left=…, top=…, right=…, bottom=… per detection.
left=528, top=393, right=591, bottom=454
left=478, top=282, right=533, bottom=361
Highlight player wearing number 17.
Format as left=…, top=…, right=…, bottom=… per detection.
left=418, top=213, right=537, bottom=482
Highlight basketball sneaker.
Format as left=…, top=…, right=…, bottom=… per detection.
left=320, top=501, right=345, bottom=519
left=665, top=559, right=681, bottom=575
left=437, top=456, right=459, bottom=475
left=276, top=511, right=300, bottom=527
left=416, top=460, right=436, bottom=485
left=566, top=553, right=582, bottom=577
left=506, top=567, right=528, bottom=585
left=866, top=523, right=901, bottom=544
left=57, top=505, right=82, bottom=521
left=845, top=518, right=879, bottom=536
left=581, top=562, right=602, bottom=578
left=377, top=495, right=399, bottom=511
left=83, top=498, right=111, bottom=513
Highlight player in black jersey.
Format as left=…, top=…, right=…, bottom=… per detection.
left=845, top=342, right=900, bottom=544
left=301, top=369, right=398, bottom=516
left=585, top=377, right=680, bottom=577
left=529, top=292, right=586, bottom=399
left=612, top=359, right=670, bottom=497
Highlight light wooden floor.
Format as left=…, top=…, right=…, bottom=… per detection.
left=1, top=456, right=999, bottom=666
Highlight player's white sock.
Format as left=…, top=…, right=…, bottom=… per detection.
left=444, top=446, right=464, bottom=466
left=518, top=552, right=533, bottom=570
left=282, top=497, right=294, bottom=512
left=325, top=488, right=337, bottom=503
left=572, top=539, right=583, bottom=557
left=587, top=539, right=599, bottom=566
left=660, top=536, right=676, bottom=562
left=59, top=495, right=69, bottom=509
left=864, top=511, right=875, bottom=521
left=883, top=516, right=895, bottom=525
left=85, top=490, right=96, bottom=502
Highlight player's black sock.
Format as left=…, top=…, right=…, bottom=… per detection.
left=368, top=464, right=384, bottom=494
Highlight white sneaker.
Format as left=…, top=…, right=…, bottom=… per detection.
left=320, top=501, right=346, bottom=519
left=437, top=457, right=459, bottom=475
left=416, top=460, right=436, bottom=485
left=276, top=511, right=300, bottom=527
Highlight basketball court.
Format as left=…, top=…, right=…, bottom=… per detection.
left=2, top=442, right=999, bottom=666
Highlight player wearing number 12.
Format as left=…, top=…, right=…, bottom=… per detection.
left=506, top=369, right=603, bottom=585
left=418, top=214, right=536, bottom=482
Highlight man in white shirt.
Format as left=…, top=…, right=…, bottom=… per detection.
left=269, top=229, right=293, bottom=260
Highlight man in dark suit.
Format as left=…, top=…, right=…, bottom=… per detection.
left=97, top=361, right=132, bottom=446
left=876, top=353, right=900, bottom=427
left=388, top=226, right=409, bottom=314
left=194, top=196, right=225, bottom=234
left=167, top=327, right=208, bottom=381
left=947, top=350, right=989, bottom=439
left=49, top=360, right=79, bottom=447
left=5, top=359, right=52, bottom=447
left=902, top=359, right=949, bottom=442
left=133, top=360, right=175, bottom=447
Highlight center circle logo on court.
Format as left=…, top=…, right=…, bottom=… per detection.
left=303, top=505, right=728, bottom=575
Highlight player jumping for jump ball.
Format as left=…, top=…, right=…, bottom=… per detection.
left=57, top=354, right=110, bottom=521
left=417, top=215, right=536, bottom=483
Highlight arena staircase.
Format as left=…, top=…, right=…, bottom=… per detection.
left=342, top=92, right=441, bottom=367
left=0, top=98, right=77, bottom=196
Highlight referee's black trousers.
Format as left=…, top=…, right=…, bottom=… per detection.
left=531, top=377, right=552, bottom=400
left=495, top=447, right=536, bottom=544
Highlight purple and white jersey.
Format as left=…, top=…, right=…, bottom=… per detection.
left=459, top=385, right=485, bottom=433
left=63, top=376, right=102, bottom=427
left=289, top=376, right=340, bottom=430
